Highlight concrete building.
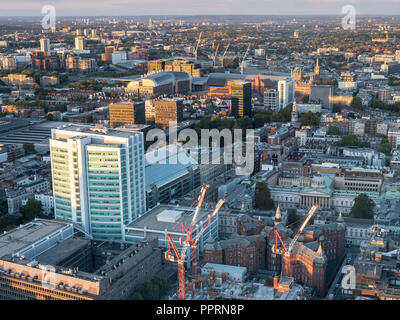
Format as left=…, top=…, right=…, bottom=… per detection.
left=74, top=36, right=86, bottom=50
left=126, top=71, right=192, bottom=96
left=50, top=124, right=146, bottom=241
left=310, top=85, right=333, bottom=111
left=264, top=89, right=279, bottom=111
left=148, top=59, right=201, bottom=77
left=145, top=145, right=200, bottom=208
left=124, top=204, right=219, bottom=268
left=109, top=101, right=146, bottom=128
left=40, top=38, right=50, bottom=53
left=278, top=78, right=295, bottom=110
left=0, top=237, right=163, bottom=300
left=154, top=99, right=183, bottom=129
left=0, top=219, right=74, bottom=259
left=201, top=263, right=247, bottom=283
left=296, top=103, right=322, bottom=114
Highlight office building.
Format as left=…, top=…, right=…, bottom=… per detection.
left=278, top=79, right=295, bottom=110
left=40, top=38, right=50, bottom=53
left=230, top=82, right=252, bottom=118
left=109, top=101, right=145, bottom=128
left=154, top=99, right=183, bottom=129
left=310, top=85, right=333, bottom=111
left=264, top=89, right=279, bottom=111
left=74, top=36, right=86, bottom=51
left=126, top=71, right=191, bottom=96
left=145, top=144, right=200, bottom=209
left=50, top=124, right=146, bottom=241
left=66, top=55, right=96, bottom=73
left=148, top=59, right=201, bottom=77
left=101, top=46, right=114, bottom=62
left=0, top=235, right=162, bottom=300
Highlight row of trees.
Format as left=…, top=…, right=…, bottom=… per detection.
left=334, top=135, right=370, bottom=148
left=196, top=105, right=293, bottom=133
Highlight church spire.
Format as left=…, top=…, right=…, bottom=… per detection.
left=314, top=58, right=320, bottom=77
left=274, top=205, right=282, bottom=225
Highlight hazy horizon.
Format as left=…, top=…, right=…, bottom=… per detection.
left=1, top=0, right=400, bottom=17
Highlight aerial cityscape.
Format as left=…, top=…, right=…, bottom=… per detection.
left=0, top=1, right=400, bottom=303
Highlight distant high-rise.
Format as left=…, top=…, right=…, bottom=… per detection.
left=75, top=36, right=86, bottom=50
left=40, top=38, right=50, bottom=53
left=278, top=78, right=295, bottom=110
left=50, top=125, right=146, bottom=241
left=230, top=82, right=252, bottom=118
left=154, top=99, right=183, bottom=129
left=148, top=17, right=153, bottom=28
left=264, top=89, right=279, bottom=111
left=109, top=101, right=146, bottom=128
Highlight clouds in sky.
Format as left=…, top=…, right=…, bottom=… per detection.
left=1, top=0, right=399, bottom=16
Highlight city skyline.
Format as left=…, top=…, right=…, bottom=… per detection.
left=1, top=0, right=400, bottom=16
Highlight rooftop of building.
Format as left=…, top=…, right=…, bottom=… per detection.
left=36, top=238, right=91, bottom=266
left=125, top=204, right=217, bottom=235
left=52, top=123, right=142, bottom=139
left=0, top=219, right=72, bottom=258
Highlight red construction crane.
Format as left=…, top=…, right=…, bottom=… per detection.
left=165, top=196, right=226, bottom=300
left=272, top=204, right=319, bottom=277
left=181, top=184, right=209, bottom=280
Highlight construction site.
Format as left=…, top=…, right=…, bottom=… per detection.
left=163, top=184, right=323, bottom=300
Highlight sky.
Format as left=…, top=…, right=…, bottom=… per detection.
left=1, top=0, right=400, bottom=16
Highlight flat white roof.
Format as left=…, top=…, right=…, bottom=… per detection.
left=156, top=209, right=182, bottom=223
left=202, top=263, right=247, bottom=274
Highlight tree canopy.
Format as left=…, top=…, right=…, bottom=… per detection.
left=254, top=181, right=274, bottom=210
left=350, top=194, right=375, bottom=219
left=20, top=199, right=44, bottom=222
left=300, top=111, right=319, bottom=126
left=23, top=143, right=36, bottom=155
left=131, top=276, right=167, bottom=300
left=350, top=97, right=363, bottom=110
left=334, top=135, right=369, bottom=148
left=327, top=126, right=340, bottom=135
left=286, top=209, right=301, bottom=229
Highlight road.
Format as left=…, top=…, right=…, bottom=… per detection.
left=325, top=247, right=360, bottom=299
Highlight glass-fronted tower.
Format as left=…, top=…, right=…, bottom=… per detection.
left=50, top=124, right=146, bottom=241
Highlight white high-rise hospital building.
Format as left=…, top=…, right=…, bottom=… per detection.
left=50, top=124, right=146, bottom=241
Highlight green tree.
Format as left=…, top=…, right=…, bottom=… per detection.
left=371, top=99, right=385, bottom=110
left=253, top=112, right=268, bottom=128
left=235, top=117, right=253, bottom=130
left=327, top=126, right=340, bottom=135
left=286, top=209, right=300, bottom=229
left=350, top=97, right=363, bottom=110
left=131, top=292, right=144, bottom=300
left=378, top=136, right=392, bottom=156
left=0, top=214, right=17, bottom=233
left=23, top=143, right=36, bottom=155
left=334, top=135, right=369, bottom=148
left=254, top=181, right=274, bottom=210
left=19, top=199, right=44, bottom=222
left=350, top=194, right=374, bottom=219
left=300, top=111, right=319, bottom=126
